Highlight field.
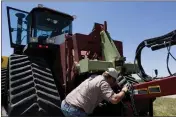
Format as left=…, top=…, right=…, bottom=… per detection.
left=153, top=97, right=176, bottom=116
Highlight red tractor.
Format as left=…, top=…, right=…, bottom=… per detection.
left=1, top=4, right=176, bottom=116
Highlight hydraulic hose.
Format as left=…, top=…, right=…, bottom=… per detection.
left=134, top=30, right=176, bottom=81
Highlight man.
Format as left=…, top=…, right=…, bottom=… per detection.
left=61, top=68, right=129, bottom=117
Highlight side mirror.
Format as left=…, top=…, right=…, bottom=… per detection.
left=154, top=69, right=158, bottom=77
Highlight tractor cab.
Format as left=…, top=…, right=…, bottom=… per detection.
left=7, top=5, right=74, bottom=54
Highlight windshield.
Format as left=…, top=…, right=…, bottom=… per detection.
left=30, top=9, right=72, bottom=39
left=7, top=7, right=73, bottom=47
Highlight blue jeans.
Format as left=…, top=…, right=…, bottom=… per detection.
left=61, top=100, right=87, bottom=117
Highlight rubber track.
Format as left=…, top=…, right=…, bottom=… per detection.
left=8, top=54, right=64, bottom=116
left=1, top=68, right=7, bottom=98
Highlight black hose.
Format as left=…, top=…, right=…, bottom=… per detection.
left=165, top=38, right=176, bottom=76
left=144, top=30, right=176, bottom=46
left=134, top=41, right=152, bottom=82
left=134, top=29, right=176, bottom=81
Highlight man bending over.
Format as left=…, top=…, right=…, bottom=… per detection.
left=61, top=68, right=129, bottom=117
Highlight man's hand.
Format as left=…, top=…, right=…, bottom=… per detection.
left=122, top=85, right=128, bottom=93
left=122, top=82, right=132, bottom=92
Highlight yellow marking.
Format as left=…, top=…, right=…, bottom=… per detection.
left=137, top=88, right=148, bottom=91
left=1, top=56, right=8, bottom=69
left=148, top=85, right=161, bottom=94
left=136, top=88, right=148, bottom=94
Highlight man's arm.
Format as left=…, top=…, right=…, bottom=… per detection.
left=100, top=81, right=128, bottom=104
left=110, top=87, right=127, bottom=104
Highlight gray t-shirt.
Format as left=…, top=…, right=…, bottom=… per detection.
left=65, top=75, right=115, bottom=114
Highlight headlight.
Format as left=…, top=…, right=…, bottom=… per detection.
left=46, top=38, right=55, bottom=44
left=30, top=37, right=38, bottom=43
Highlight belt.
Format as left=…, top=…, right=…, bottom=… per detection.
left=64, top=100, right=85, bottom=113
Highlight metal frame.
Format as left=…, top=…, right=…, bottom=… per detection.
left=58, top=23, right=123, bottom=94
left=134, top=76, right=176, bottom=99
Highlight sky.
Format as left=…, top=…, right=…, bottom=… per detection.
left=1, top=1, right=176, bottom=78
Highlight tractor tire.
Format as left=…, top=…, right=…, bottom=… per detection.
left=8, top=54, right=64, bottom=116
left=1, top=68, right=7, bottom=103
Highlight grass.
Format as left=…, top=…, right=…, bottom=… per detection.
left=153, top=97, right=176, bottom=116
